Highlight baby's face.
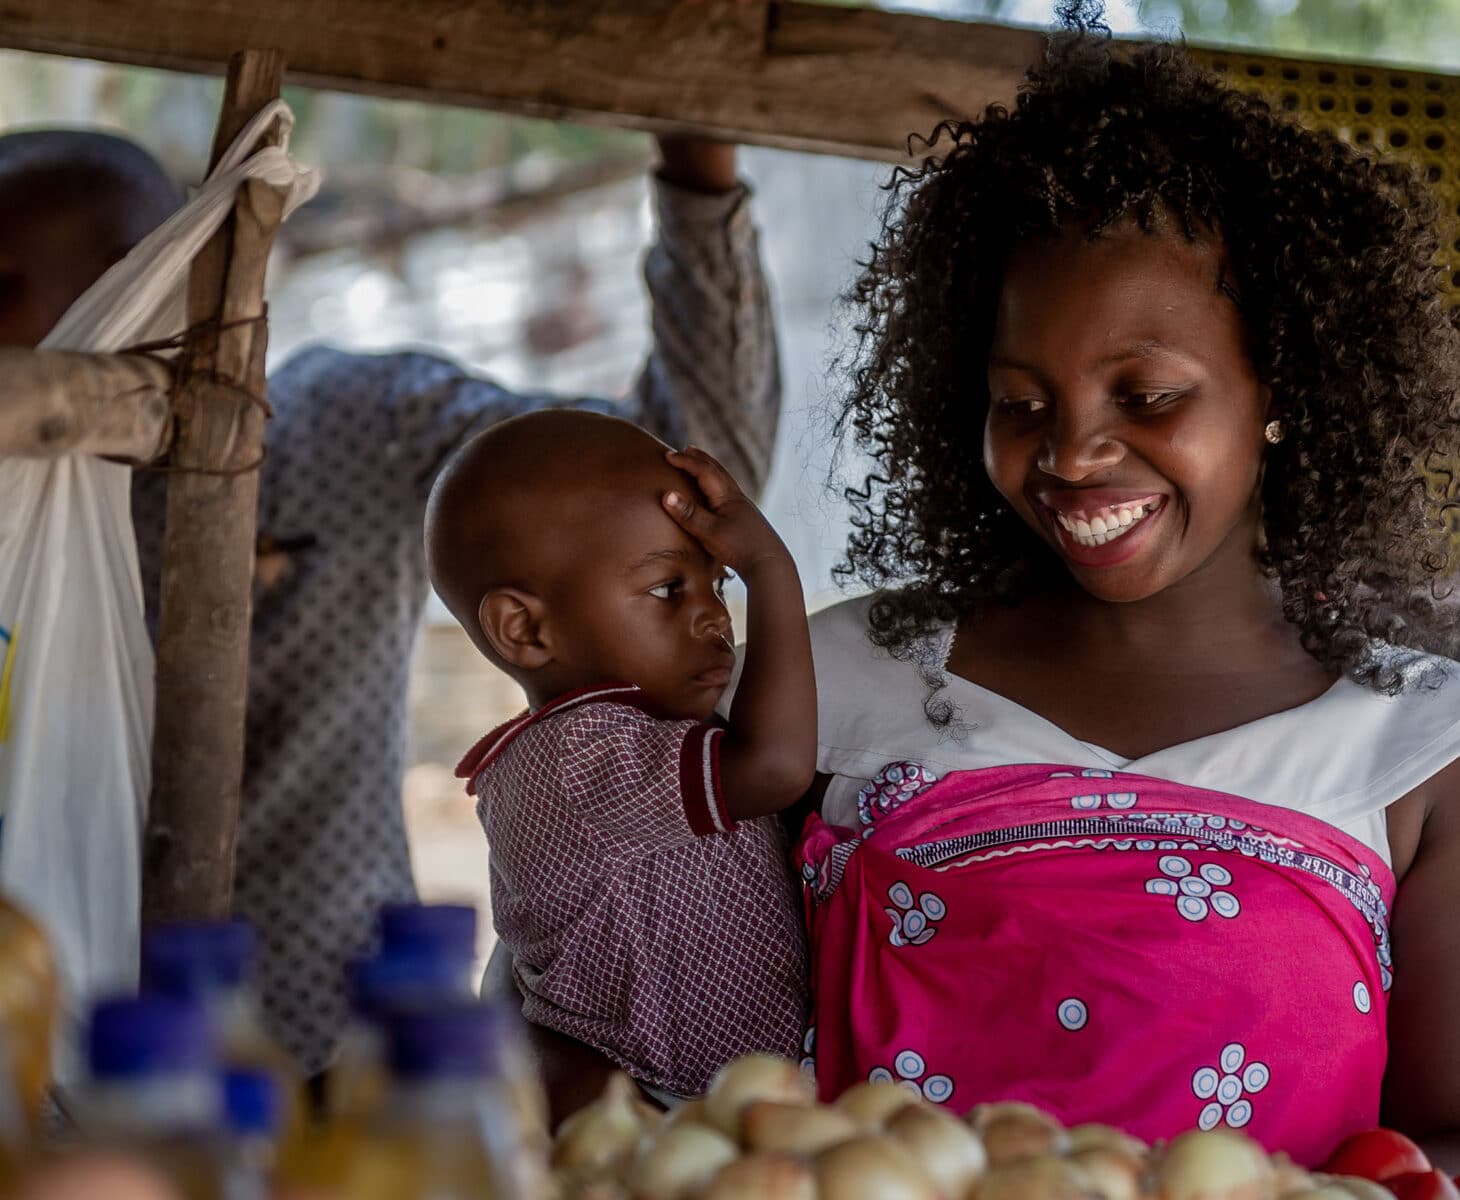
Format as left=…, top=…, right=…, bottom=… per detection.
left=542, top=481, right=736, bottom=721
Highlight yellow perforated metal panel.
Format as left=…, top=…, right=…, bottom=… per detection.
left=1187, top=47, right=1460, bottom=298
left=1187, top=47, right=1460, bottom=551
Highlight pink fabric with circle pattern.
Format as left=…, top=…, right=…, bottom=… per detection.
left=796, top=763, right=1394, bottom=1166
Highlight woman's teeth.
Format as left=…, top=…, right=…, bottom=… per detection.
left=1054, top=501, right=1159, bottom=548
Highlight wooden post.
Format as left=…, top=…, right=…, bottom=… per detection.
left=143, top=49, right=286, bottom=922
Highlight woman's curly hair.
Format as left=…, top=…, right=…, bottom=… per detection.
left=836, top=14, right=1460, bottom=696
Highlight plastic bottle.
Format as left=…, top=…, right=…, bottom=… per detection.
left=77, top=994, right=224, bottom=1200
left=341, top=1002, right=540, bottom=1200
left=219, top=1069, right=281, bottom=1200
left=326, top=903, right=480, bottom=1124
left=140, top=920, right=300, bottom=1134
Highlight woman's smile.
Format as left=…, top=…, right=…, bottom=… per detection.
left=985, top=222, right=1268, bottom=605
left=1041, top=492, right=1168, bottom=567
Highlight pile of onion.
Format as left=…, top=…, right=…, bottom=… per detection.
left=550, top=1055, right=1396, bottom=1200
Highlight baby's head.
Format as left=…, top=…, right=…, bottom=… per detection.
left=0, top=129, right=182, bottom=347
left=426, top=410, right=735, bottom=720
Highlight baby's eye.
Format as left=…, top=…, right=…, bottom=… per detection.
left=648, top=580, right=682, bottom=600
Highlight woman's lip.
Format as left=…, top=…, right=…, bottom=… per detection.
left=1045, top=496, right=1167, bottom=568
left=1035, top=489, right=1167, bottom=515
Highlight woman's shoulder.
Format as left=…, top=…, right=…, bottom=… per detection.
left=807, top=591, right=877, bottom=649
left=807, top=592, right=944, bottom=684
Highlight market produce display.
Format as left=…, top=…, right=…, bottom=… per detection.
left=550, top=1055, right=1443, bottom=1200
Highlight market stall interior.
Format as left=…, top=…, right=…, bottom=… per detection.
left=0, top=0, right=1458, bottom=1196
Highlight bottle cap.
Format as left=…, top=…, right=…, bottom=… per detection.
left=223, top=1068, right=281, bottom=1137
left=88, top=995, right=214, bottom=1080
left=350, top=951, right=474, bottom=1019
left=386, top=1002, right=502, bottom=1080
left=377, top=904, right=477, bottom=962
left=142, top=920, right=256, bottom=995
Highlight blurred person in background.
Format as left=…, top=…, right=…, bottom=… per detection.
left=0, top=126, right=782, bottom=1082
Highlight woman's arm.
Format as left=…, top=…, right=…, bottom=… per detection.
left=1381, top=759, right=1460, bottom=1172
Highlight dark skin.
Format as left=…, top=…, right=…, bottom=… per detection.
left=938, top=221, right=1456, bottom=1166
left=0, top=198, right=142, bottom=348
left=429, top=413, right=816, bottom=814
left=437, top=415, right=816, bottom=1117
left=491, top=219, right=1460, bottom=1150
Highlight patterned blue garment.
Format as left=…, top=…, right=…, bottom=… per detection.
left=130, top=175, right=781, bottom=1072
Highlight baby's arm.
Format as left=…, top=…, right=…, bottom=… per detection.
left=663, top=447, right=816, bottom=822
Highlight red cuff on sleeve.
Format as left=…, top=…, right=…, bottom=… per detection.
left=678, top=725, right=733, bottom=836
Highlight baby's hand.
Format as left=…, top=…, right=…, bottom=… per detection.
left=662, top=447, right=791, bottom=581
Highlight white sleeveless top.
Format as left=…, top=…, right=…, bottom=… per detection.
left=804, top=594, right=1460, bottom=867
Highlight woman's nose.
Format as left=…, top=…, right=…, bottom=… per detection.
left=1037, top=404, right=1125, bottom=481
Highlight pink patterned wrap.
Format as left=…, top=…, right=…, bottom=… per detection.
left=797, top=763, right=1395, bottom=1166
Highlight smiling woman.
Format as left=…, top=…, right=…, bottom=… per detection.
left=983, top=223, right=1270, bottom=602
left=801, top=9, right=1460, bottom=1169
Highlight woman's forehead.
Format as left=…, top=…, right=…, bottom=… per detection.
left=991, top=223, right=1241, bottom=362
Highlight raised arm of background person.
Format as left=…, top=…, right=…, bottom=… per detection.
left=347, top=135, right=781, bottom=502
left=627, top=137, right=782, bottom=500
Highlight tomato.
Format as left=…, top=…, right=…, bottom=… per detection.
left=1384, top=1170, right=1460, bottom=1200
left=1325, top=1130, right=1432, bottom=1182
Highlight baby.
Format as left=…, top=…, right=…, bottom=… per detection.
left=425, top=409, right=813, bottom=1097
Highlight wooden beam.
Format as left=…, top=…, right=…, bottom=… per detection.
left=143, top=49, right=286, bottom=922
left=0, top=350, right=171, bottom=459
left=0, top=0, right=1045, bottom=161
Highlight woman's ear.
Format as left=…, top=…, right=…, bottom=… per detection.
left=478, top=588, right=554, bottom=670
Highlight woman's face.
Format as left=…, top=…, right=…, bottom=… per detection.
left=983, top=222, right=1270, bottom=605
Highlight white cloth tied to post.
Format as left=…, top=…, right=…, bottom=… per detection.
left=0, top=100, right=320, bottom=1076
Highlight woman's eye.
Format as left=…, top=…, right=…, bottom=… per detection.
left=1122, top=391, right=1180, bottom=410
left=994, top=396, right=1047, bottom=417
left=648, top=581, right=680, bottom=600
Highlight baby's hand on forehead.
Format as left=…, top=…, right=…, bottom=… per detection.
left=663, top=446, right=792, bottom=581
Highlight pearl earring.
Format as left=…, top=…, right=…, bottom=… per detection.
left=1263, top=420, right=1286, bottom=445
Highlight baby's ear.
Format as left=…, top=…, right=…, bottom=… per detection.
left=479, top=588, right=553, bottom=670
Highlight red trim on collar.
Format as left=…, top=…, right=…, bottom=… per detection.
left=455, top=683, right=650, bottom=791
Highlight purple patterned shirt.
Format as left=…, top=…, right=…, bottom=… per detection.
left=458, top=684, right=808, bottom=1096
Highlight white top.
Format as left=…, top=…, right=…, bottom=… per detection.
left=798, top=594, right=1460, bottom=867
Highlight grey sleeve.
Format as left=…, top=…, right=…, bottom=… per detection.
left=627, top=175, right=783, bottom=500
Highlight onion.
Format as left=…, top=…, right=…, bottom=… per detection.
left=628, top=1122, right=740, bottom=1200
left=702, top=1154, right=818, bottom=1200
left=1069, top=1146, right=1147, bottom=1200
left=704, top=1055, right=817, bottom=1140
left=970, top=1105, right=1071, bottom=1165
left=664, top=1097, right=710, bottom=1129
left=742, top=1100, right=858, bottom=1155
left=885, top=1102, right=988, bottom=1197
left=15, top=1153, right=185, bottom=1200
left=553, top=1073, right=655, bottom=1182
left=571, top=1185, right=631, bottom=1200
left=1155, top=1129, right=1276, bottom=1200
left=976, top=1155, right=1101, bottom=1200
left=1314, top=1178, right=1399, bottom=1200
left=1067, top=1125, right=1148, bottom=1158
left=835, top=1080, right=925, bottom=1131
left=815, top=1135, right=940, bottom=1200
left=1269, top=1155, right=1314, bottom=1198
